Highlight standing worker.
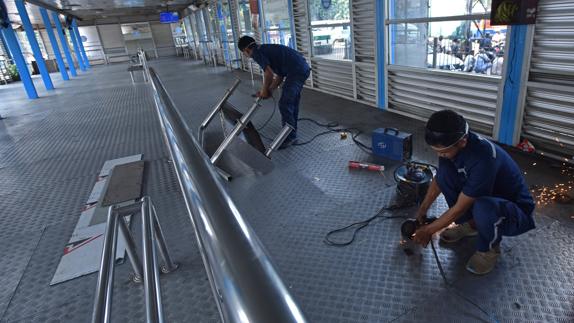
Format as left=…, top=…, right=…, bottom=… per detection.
left=238, top=35, right=310, bottom=149
left=412, top=110, right=535, bottom=275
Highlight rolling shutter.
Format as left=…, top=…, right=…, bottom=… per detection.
left=388, top=65, right=500, bottom=137
left=352, top=0, right=376, bottom=104
left=522, top=0, right=574, bottom=159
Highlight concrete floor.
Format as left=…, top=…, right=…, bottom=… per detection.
left=0, top=58, right=572, bottom=322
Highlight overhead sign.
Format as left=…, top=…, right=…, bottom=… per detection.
left=491, top=0, right=539, bottom=25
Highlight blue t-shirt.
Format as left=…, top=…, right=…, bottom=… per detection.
left=251, top=44, right=310, bottom=78
left=439, top=132, right=535, bottom=215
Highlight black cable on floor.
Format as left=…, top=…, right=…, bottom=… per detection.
left=324, top=203, right=410, bottom=246
left=430, top=240, right=500, bottom=323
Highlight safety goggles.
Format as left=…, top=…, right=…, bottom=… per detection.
left=426, top=122, right=469, bottom=152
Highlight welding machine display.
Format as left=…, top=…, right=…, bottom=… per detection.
left=371, top=128, right=412, bottom=161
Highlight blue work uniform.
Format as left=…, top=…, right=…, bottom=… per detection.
left=436, top=132, right=535, bottom=251
left=251, top=44, right=310, bottom=140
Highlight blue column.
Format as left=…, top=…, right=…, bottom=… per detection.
left=72, top=19, right=90, bottom=68
left=67, top=20, right=86, bottom=71
left=498, top=25, right=528, bottom=145
left=15, top=0, right=54, bottom=90
left=0, top=25, right=38, bottom=98
left=376, top=0, right=386, bottom=109
left=51, top=12, right=77, bottom=77
left=39, top=8, right=68, bottom=81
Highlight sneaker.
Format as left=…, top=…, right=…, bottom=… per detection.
left=466, top=246, right=501, bottom=275
left=278, top=138, right=298, bottom=150
left=439, top=222, right=478, bottom=243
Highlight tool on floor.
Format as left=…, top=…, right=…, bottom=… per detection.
left=348, top=161, right=385, bottom=172
left=371, top=127, right=413, bottom=161
left=324, top=160, right=436, bottom=247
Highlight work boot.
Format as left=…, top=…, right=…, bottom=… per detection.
left=440, top=222, right=478, bottom=243
left=466, top=246, right=501, bottom=275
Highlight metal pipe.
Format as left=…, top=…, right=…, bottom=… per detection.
left=118, top=216, right=143, bottom=282
left=150, top=208, right=165, bottom=323
left=198, top=79, right=241, bottom=146
left=91, top=206, right=117, bottom=323
left=265, top=124, right=294, bottom=158
left=103, top=209, right=119, bottom=323
left=141, top=197, right=158, bottom=322
left=200, top=79, right=241, bottom=131
left=147, top=67, right=307, bottom=323
left=210, top=98, right=262, bottom=164
left=150, top=203, right=179, bottom=273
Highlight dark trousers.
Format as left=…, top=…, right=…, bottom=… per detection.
left=436, top=161, right=535, bottom=251
left=279, top=69, right=310, bottom=140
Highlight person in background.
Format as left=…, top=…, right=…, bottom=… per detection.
left=238, top=35, right=310, bottom=149
left=413, top=110, right=535, bottom=275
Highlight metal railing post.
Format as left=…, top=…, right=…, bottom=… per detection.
left=92, top=206, right=118, bottom=323
left=210, top=98, right=262, bottom=164
left=141, top=197, right=160, bottom=322
left=150, top=203, right=179, bottom=273
left=118, top=216, right=143, bottom=282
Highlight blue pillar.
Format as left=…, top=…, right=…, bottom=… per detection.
left=51, top=12, right=77, bottom=77
left=498, top=25, right=528, bottom=145
left=15, top=0, right=54, bottom=90
left=67, top=20, right=86, bottom=71
left=0, top=25, right=38, bottom=98
left=72, top=19, right=90, bottom=68
left=376, top=0, right=386, bottom=109
left=39, top=8, right=68, bottom=81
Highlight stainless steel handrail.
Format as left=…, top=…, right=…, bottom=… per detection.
left=147, top=66, right=307, bottom=323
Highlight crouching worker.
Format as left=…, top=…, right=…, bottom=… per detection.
left=413, top=110, right=535, bottom=275
left=238, top=35, right=310, bottom=149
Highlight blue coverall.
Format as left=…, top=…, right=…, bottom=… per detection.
left=251, top=44, right=311, bottom=141
left=436, top=132, right=536, bottom=251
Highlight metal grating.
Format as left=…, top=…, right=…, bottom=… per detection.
left=291, top=0, right=312, bottom=86
left=522, top=0, right=574, bottom=159
left=351, top=0, right=376, bottom=104
left=311, top=58, right=354, bottom=98
left=388, top=65, right=500, bottom=137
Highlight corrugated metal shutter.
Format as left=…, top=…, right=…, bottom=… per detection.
left=352, top=0, right=376, bottom=104
left=150, top=22, right=176, bottom=57
left=312, top=58, right=353, bottom=98
left=291, top=0, right=312, bottom=86
left=522, top=0, right=574, bottom=159
left=388, top=65, right=499, bottom=137
left=229, top=0, right=243, bottom=68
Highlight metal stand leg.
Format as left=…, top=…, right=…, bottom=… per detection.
left=141, top=198, right=159, bottom=323
left=210, top=98, right=262, bottom=164
left=130, top=71, right=135, bottom=84
left=197, top=79, right=241, bottom=147
left=265, top=124, right=294, bottom=158
left=118, top=217, right=143, bottom=282
left=151, top=203, right=179, bottom=273
left=92, top=206, right=119, bottom=323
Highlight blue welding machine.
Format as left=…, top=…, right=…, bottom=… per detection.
left=371, top=128, right=413, bottom=161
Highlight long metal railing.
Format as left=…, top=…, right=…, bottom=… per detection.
left=145, top=53, right=307, bottom=322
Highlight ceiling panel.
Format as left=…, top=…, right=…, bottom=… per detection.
left=4, top=0, right=197, bottom=27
